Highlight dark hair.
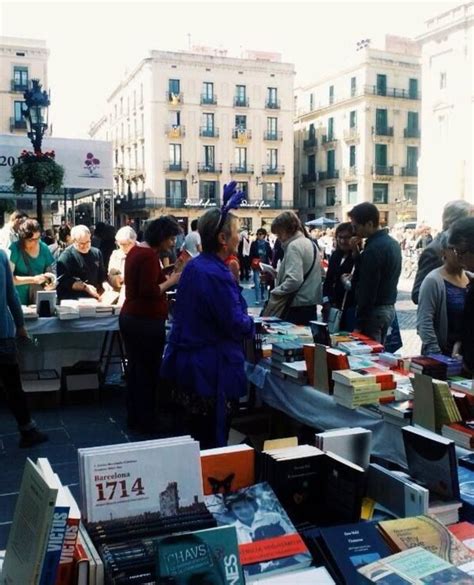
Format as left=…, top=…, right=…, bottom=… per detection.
left=335, top=221, right=354, bottom=237
left=144, top=216, right=180, bottom=248
left=58, top=225, right=71, bottom=243
left=225, top=492, right=258, bottom=513
left=348, top=202, right=380, bottom=228
left=448, top=217, right=474, bottom=251
left=94, top=221, right=106, bottom=237
left=18, top=219, right=41, bottom=242
left=190, top=219, right=198, bottom=231
left=198, top=209, right=237, bottom=254
left=256, top=228, right=267, bottom=237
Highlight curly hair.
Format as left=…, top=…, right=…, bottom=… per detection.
left=144, top=216, right=180, bottom=248
left=18, top=219, right=41, bottom=242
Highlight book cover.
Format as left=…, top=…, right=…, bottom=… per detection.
left=2, top=458, right=58, bottom=585
left=315, top=427, right=372, bottom=470
left=154, top=525, right=245, bottom=584
left=251, top=566, right=335, bottom=583
left=201, top=445, right=255, bottom=496
left=402, top=426, right=460, bottom=499
left=358, top=546, right=471, bottom=584
left=204, top=482, right=312, bottom=582
left=449, top=522, right=474, bottom=552
left=319, top=521, right=392, bottom=584
left=378, top=515, right=474, bottom=567
left=54, top=486, right=81, bottom=585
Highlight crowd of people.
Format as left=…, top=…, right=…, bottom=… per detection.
left=0, top=191, right=473, bottom=449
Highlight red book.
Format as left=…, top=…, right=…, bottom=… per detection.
left=200, top=445, right=255, bottom=496
left=72, top=535, right=89, bottom=585
left=449, top=522, right=474, bottom=551
left=55, top=487, right=81, bottom=585
left=303, top=344, right=315, bottom=386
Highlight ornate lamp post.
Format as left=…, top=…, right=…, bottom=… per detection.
left=23, top=79, right=50, bottom=154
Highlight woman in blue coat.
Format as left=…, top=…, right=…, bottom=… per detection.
left=161, top=183, right=254, bottom=448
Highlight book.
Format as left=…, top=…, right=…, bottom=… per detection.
left=271, top=341, right=304, bottom=358
left=204, top=482, right=312, bottom=582
left=262, top=437, right=298, bottom=451
left=154, top=525, right=245, bottom=584
left=319, top=521, right=392, bottom=584
left=303, top=344, right=315, bottom=386
left=378, top=515, right=474, bottom=567
left=449, top=522, right=474, bottom=552
left=358, top=546, right=473, bottom=584
left=457, top=465, right=474, bottom=522
left=2, top=458, right=58, bottom=585
left=72, top=532, right=89, bottom=585
left=309, top=321, right=331, bottom=347
left=55, top=486, right=81, bottom=585
left=315, top=427, right=372, bottom=470
left=281, top=361, right=307, bottom=381
left=200, top=445, right=255, bottom=496
left=442, top=422, right=474, bottom=449
left=450, top=377, right=474, bottom=394
left=402, top=425, right=460, bottom=499
left=249, top=566, right=335, bottom=583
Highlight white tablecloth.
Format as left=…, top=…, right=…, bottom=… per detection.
left=25, top=315, right=119, bottom=336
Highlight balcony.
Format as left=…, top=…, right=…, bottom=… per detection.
left=372, top=126, right=394, bottom=139
left=265, top=99, right=280, bottom=109
left=11, top=80, right=28, bottom=92
left=163, top=161, right=189, bottom=173
left=257, top=199, right=294, bottom=210
left=365, top=85, right=421, bottom=100
left=199, top=126, right=219, bottom=138
left=343, top=167, right=358, bottom=180
left=166, top=91, right=183, bottom=105
left=318, top=170, right=339, bottom=182
left=372, top=165, right=395, bottom=178
left=234, top=96, right=249, bottom=107
left=262, top=165, right=285, bottom=175
left=166, top=197, right=187, bottom=208
left=343, top=128, right=359, bottom=143
left=303, top=136, right=317, bottom=151
left=197, top=162, right=223, bottom=174
left=401, top=167, right=418, bottom=177
left=201, top=94, right=217, bottom=105
left=264, top=131, right=282, bottom=141
left=165, top=125, right=185, bottom=138
left=321, top=135, right=338, bottom=148
left=10, top=118, right=27, bottom=131
left=232, top=128, right=252, bottom=141
left=127, top=168, right=146, bottom=181
left=302, top=172, right=317, bottom=184
left=117, top=196, right=158, bottom=212
left=229, top=164, right=254, bottom=174
left=404, top=128, right=420, bottom=139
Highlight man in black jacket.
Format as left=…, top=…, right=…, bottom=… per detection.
left=411, top=200, right=473, bottom=304
left=448, top=217, right=474, bottom=374
left=349, top=203, right=402, bottom=343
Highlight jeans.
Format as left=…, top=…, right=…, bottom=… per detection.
left=358, top=305, right=396, bottom=344
left=252, top=269, right=266, bottom=302
left=0, top=352, right=33, bottom=430
left=119, top=314, right=166, bottom=431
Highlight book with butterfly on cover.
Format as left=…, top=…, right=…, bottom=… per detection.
left=200, top=444, right=255, bottom=496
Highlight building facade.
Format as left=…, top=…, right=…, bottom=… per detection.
left=294, top=36, right=421, bottom=226
left=417, top=2, right=473, bottom=228
left=90, top=48, right=295, bottom=232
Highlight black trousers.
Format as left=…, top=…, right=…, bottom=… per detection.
left=0, top=359, right=32, bottom=429
left=284, top=305, right=317, bottom=326
left=119, top=314, right=166, bottom=431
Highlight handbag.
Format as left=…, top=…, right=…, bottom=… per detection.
left=326, top=265, right=355, bottom=334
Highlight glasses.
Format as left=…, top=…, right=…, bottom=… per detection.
left=27, top=236, right=41, bottom=242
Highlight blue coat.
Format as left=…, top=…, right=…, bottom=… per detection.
left=161, top=253, right=254, bottom=442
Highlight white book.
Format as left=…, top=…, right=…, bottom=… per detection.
left=315, top=427, right=372, bottom=470
left=252, top=566, right=335, bottom=583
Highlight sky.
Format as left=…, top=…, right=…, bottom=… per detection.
left=1, top=0, right=458, bottom=139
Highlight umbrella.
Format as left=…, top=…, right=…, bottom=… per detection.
left=305, top=216, right=339, bottom=228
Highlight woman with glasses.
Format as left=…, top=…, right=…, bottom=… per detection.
left=57, top=225, right=107, bottom=300
left=417, top=233, right=471, bottom=357
left=9, top=219, right=55, bottom=305
left=321, top=222, right=358, bottom=331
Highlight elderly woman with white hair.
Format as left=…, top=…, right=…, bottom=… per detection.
left=108, top=226, right=137, bottom=297
left=57, top=224, right=107, bottom=300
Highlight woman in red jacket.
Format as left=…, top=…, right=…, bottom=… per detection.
left=120, top=216, right=181, bottom=434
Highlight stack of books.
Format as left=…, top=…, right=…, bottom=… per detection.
left=315, top=427, right=372, bottom=470
left=281, top=360, right=308, bottom=385
left=410, top=356, right=449, bottom=379
left=442, top=421, right=474, bottom=449
left=21, top=305, right=38, bottom=319
left=427, top=353, right=464, bottom=377
left=379, top=399, right=413, bottom=426
left=270, top=341, right=304, bottom=380
left=332, top=370, right=394, bottom=409
left=56, top=304, right=79, bottom=320
left=336, top=340, right=373, bottom=355
left=449, top=376, right=474, bottom=394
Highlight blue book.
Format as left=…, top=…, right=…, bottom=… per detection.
left=319, top=521, right=392, bottom=584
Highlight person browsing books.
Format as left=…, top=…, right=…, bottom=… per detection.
left=161, top=182, right=254, bottom=448
left=249, top=228, right=273, bottom=305
left=120, top=216, right=181, bottom=434
left=107, top=225, right=137, bottom=303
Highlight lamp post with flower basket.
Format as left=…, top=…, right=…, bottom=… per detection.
left=10, top=79, right=64, bottom=228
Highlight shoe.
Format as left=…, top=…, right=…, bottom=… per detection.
left=19, top=428, right=48, bottom=448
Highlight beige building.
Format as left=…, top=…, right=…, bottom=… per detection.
left=90, top=48, right=295, bottom=233
left=0, top=36, right=49, bottom=136
left=294, top=36, right=421, bottom=227
left=417, top=2, right=473, bottom=229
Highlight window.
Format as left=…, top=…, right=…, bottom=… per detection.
left=267, top=117, right=278, bottom=135
left=308, top=154, right=316, bottom=174
left=236, top=182, right=248, bottom=197
left=347, top=184, right=358, bottom=204
left=375, top=144, right=388, bottom=167
left=266, top=149, right=278, bottom=169
left=309, top=123, right=316, bottom=138
left=375, top=109, right=388, bottom=133
left=440, top=72, right=447, bottom=89
left=327, top=149, right=335, bottom=174
left=373, top=183, right=388, bottom=204
left=203, top=82, right=214, bottom=98
left=204, top=145, right=215, bottom=168
left=262, top=183, right=281, bottom=204
left=169, top=79, right=180, bottom=95
left=350, top=76, right=357, bottom=97
left=166, top=180, right=186, bottom=206
left=169, top=144, right=182, bottom=166
left=170, top=111, right=181, bottom=126
left=308, top=189, right=316, bottom=208
left=329, top=85, right=334, bottom=104
left=199, top=181, right=217, bottom=202
left=234, top=147, right=247, bottom=169
left=267, top=87, right=278, bottom=105
left=409, top=78, right=418, bottom=99
left=407, top=111, right=418, bottom=131
left=203, top=113, right=214, bottom=130
left=349, top=110, right=357, bottom=129
left=14, top=101, right=24, bottom=121
left=376, top=74, right=387, bottom=96
left=13, top=66, right=28, bottom=89
left=326, top=186, right=336, bottom=206
left=404, top=184, right=418, bottom=205
left=235, top=115, right=246, bottom=129
left=406, top=146, right=418, bottom=171
left=328, top=117, right=334, bottom=140
left=309, top=93, right=314, bottom=110
left=236, top=85, right=246, bottom=100
left=349, top=145, right=356, bottom=168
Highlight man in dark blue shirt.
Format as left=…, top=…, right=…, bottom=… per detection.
left=348, top=202, right=402, bottom=344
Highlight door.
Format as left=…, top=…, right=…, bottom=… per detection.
left=376, top=109, right=387, bottom=133
left=376, top=74, right=387, bottom=96
left=407, top=146, right=418, bottom=172
left=327, top=149, right=335, bottom=174
left=409, top=78, right=418, bottom=99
